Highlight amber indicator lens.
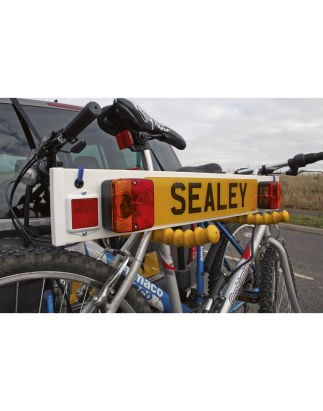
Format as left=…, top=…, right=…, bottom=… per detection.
left=112, top=179, right=154, bottom=233
left=258, top=181, right=282, bottom=209
left=116, top=130, right=134, bottom=150
left=71, top=198, right=99, bottom=229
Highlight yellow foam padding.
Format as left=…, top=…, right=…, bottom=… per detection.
left=216, top=210, right=290, bottom=226
left=151, top=224, right=220, bottom=248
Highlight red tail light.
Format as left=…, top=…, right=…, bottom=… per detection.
left=101, top=179, right=154, bottom=233
left=258, top=181, right=282, bottom=209
left=116, top=130, right=134, bottom=150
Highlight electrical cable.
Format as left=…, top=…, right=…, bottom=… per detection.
left=5, top=154, right=52, bottom=246
left=5, top=177, right=80, bottom=249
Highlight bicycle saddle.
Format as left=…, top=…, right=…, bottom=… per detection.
left=97, top=98, right=186, bottom=150
left=177, top=163, right=223, bottom=173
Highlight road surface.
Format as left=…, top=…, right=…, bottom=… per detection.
left=280, top=228, right=323, bottom=313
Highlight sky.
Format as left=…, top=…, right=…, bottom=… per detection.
left=40, top=98, right=323, bottom=173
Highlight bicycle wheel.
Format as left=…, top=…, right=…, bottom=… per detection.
left=0, top=248, right=152, bottom=313
left=208, top=223, right=260, bottom=313
left=259, top=244, right=297, bottom=313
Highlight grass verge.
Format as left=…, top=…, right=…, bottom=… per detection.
left=280, top=174, right=323, bottom=211
left=285, top=214, right=323, bottom=229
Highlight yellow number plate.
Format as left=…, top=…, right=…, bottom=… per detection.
left=149, top=177, right=258, bottom=226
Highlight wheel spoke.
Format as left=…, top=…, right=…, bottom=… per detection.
left=1, top=273, right=136, bottom=313
left=15, top=281, right=19, bottom=313
left=38, top=278, right=46, bottom=313
left=80, top=285, right=89, bottom=312
left=59, top=281, right=69, bottom=313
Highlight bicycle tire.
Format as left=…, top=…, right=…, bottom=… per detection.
left=259, top=244, right=297, bottom=313
left=0, top=248, right=152, bottom=313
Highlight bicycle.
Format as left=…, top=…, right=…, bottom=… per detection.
left=1, top=98, right=322, bottom=313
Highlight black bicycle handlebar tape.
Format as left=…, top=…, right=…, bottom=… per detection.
left=288, top=151, right=323, bottom=170
left=63, top=102, right=102, bottom=142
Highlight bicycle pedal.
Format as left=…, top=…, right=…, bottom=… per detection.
left=238, top=291, right=260, bottom=304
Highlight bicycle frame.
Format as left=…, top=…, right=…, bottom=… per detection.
left=6, top=99, right=318, bottom=314
left=68, top=149, right=301, bottom=313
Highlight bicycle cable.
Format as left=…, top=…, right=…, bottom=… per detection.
left=5, top=154, right=54, bottom=246
left=184, top=296, right=210, bottom=313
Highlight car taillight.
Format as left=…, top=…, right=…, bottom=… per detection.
left=101, top=179, right=154, bottom=233
left=258, top=181, right=282, bottom=209
left=116, top=130, right=134, bottom=150
left=47, top=102, right=83, bottom=110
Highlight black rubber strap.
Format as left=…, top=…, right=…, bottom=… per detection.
left=11, top=104, right=37, bottom=150
left=151, top=148, right=165, bottom=171
left=10, top=98, right=41, bottom=143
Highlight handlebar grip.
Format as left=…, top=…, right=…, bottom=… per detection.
left=63, top=102, right=102, bottom=142
left=288, top=151, right=323, bottom=170
left=304, top=152, right=323, bottom=165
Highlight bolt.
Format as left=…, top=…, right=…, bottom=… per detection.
left=82, top=231, right=87, bottom=236
left=81, top=191, right=86, bottom=195
left=133, top=181, right=137, bottom=185
left=134, top=225, right=138, bottom=229
left=110, top=289, right=115, bottom=295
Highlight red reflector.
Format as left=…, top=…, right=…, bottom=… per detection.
left=47, top=102, right=83, bottom=110
left=258, top=181, right=282, bottom=210
left=116, top=130, right=134, bottom=150
left=71, top=198, right=99, bottom=229
left=111, top=179, right=154, bottom=233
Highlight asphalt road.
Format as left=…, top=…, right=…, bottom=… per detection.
left=280, top=228, right=323, bottom=313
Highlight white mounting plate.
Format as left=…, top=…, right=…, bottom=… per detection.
left=50, top=168, right=274, bottom=246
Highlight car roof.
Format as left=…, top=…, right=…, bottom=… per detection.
left=0, top=98, right=82, bottom=111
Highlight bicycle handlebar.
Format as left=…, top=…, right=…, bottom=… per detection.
left=288, top=152, right=323, bottom=169
left=63, top=102, right=102, bottom=142
left=233, top=150, right=323, bottom=175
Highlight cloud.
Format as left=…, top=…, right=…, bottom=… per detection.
left=43, top=98, right=323, bottom=172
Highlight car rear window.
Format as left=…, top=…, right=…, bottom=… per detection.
left=0, top=103, right=181, bottom=219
